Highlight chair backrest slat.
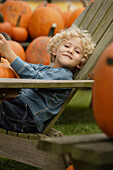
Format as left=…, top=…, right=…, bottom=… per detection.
left=92, top=4, right=113, bottom=43
left=73, top=3, right=92, bottom=27
left=76, top=0, right=104, bottom=29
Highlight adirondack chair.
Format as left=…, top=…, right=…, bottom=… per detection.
left=0, top=0, right=113, bottom=169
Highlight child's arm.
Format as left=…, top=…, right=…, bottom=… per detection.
left=0, top=34, right=17, bottom=64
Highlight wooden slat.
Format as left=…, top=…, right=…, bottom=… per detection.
left=73, top=3, right=92, bottom=27
left=76, top=0, right=104, bottom=29
left=75, top=0, right=113, bottom=45
left=71, top=142, right=113, bottom=165
left=0, top=132, right=65, bottom=170
left=80, top=0, right=109, bottom=30
left=0, top=78, right=94, bottom=89
left=38, top=133, right=109, bottom=154
left=91, top=3, right=113, bottom=43
left=22, top=0, right=84, bottom=1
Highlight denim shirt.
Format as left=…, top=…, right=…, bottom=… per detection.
left=11, top=56, right=73, bottom=132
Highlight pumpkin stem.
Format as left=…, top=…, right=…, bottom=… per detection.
left=16, top=15, right=21, bottom=27
left=80, top=0, right=88, bottom=7
left=44, top=1, right=47, bottom=7
left=47, top=0, right=52, bottom=3
left=48, top=23, right=57, bottom=37
left=0, top=12, right=4, bottom=23
left=1, top=0, right=7, bottom=3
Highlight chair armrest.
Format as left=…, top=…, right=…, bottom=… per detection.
left=0, top=78, right=94, bottom=89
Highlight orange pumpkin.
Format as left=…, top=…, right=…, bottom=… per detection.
left=0, top=57, right=18, bottom=78
left=62, top=10, right=73, bottom=28
left=8, top=40, right=26, bottom=61
left=67, top=7, right=85, bottom=28
left=11, top=26, right=28, bottom=42
left=11, top=15, right=28, bottom=42
left=1, top=0, right=32, bottom=29
left=92, top=43, right=113, bottom=139
left=36, top=2, right=63, bottom=16
left=28, top=6, right=64, bottom=39
left=25, top=36, right=51, bottom=65
left=26, top=23, right=56, bottom=65
left=0, top=12, right=12, bottom=37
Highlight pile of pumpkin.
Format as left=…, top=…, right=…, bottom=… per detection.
left=0, top=0, right=94, bottom=78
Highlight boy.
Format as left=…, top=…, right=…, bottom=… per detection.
left=0, top=25, right=95, bottom=133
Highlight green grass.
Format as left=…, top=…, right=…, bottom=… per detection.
left=0, top=89, right=102, bottom=169
left=0, top=156, right=42, bottom=170
left=53, top=89, right=102, bottom=135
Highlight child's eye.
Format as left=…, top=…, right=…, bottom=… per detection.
left=64, top=45, right=69, bottom=48
left=76, top=50, right=80, bottom=54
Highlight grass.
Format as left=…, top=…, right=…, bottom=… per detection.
left=53, top=89, right=102, bottom=135
left=0, top=156, right=42, bottom=170
left=0, top=89, right=102, bottom=169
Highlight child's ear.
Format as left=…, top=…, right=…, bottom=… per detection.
left=76, top=64, right=82, bottom=69
left=51, top=47, right=56, bottom=56
left=52, top=51, right=56, bottom=56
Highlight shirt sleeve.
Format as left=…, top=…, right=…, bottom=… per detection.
left=10, top=56, right=48, bottom=79
left=11, top=56, right=73, bottom=80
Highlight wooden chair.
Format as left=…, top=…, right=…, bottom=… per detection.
left=0, top=0, right=113, bottom=169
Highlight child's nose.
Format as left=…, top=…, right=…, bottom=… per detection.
left=68, top=47, right=74, bottom=54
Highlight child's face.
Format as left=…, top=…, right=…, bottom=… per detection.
left=53, top=37, right=84, bottom=70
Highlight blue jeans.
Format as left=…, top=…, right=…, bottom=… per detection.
left=0, top=97, right=39, bottom=133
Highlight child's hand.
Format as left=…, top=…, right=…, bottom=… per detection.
left=0, top=34, right=17, bottom=64
left=0, top=34, right=11, bottom=57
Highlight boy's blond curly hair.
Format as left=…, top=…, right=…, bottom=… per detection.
left=48, top=25, right=95, bottom=67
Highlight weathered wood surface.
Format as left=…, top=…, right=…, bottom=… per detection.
left=0, top=78, right=94, bottom=89
left=38, top=134, right=113, bottom=170
left=0, top=127, right=63, bottom=139
left=38, top=134, right=109, bottom=154
left=0, top=78, right=93, bottom=99
left=0, top=132, right=66, bottom=170
left=20, top=0, right=88, bottom=2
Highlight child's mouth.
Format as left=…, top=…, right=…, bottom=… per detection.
left=63, top=54, right=72, bottom=59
